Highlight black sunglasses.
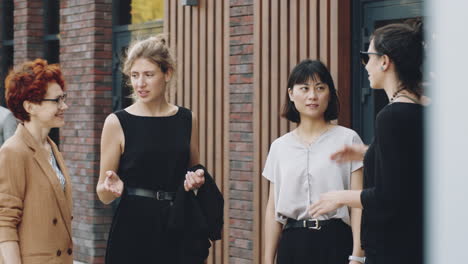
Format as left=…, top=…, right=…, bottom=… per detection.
left=360, top=51, right=384, bottom=66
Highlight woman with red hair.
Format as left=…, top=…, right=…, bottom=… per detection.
left=0, top=59, right=73, bottom=263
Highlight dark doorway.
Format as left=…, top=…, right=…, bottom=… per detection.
left=352, top=0, right=424, bottom=144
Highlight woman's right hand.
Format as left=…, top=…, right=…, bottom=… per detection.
left=101, top=171, right=124, bottom=197
left=330, top=144, right=368, bottom=163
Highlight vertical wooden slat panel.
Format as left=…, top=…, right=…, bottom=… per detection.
left=163, top=0, right=169, bottom=45
left=288, top=0, right=299, bottom=131
left=260, top=0, right=270, bottom=261
left=330, top=0, right=339, bottom=85
left=270, top=0, right=279, bottom=143
left=253, top=0, right=262, bottom=261
left=165, top=1, right=228, bottom=263
left=309, top=0, right=319, bottom=60
left=289, top=0, right=298, bottom=68
left=337, top=0, right=351, bottom=126
left=319, top=0, right=330, bottom=65
left=206, top=0, right=214, bottom=173
left=177, top=2, right=184, bottom=105
left=199, top=0, right=207, bottom=166
left=223, top=0, right=230, bottom=261
left=164, top=0, right=170, bottom=102
left=169, top=0, right=177, bottom=103
left=192, top=5, right=199, bottom=121
left=299, top=0, right=308, bottom=61
left=214, top=0, right=224, bottom=262
left=279, top=0, right=288, bottom=136
left=184, top=7, right=191, bottom=109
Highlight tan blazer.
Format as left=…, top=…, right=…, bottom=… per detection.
left=0, top=124, right=73, bottom=264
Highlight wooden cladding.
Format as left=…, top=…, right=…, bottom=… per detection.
left=164, top=1, right=229, bottom=263
left=253, top=0, right=351, bottom=263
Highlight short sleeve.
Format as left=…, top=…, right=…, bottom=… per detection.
left=0, top=146, right=25, bottom=243
left=351, top=132, right=364, bottom=172
left=262, top=142, right=277, bottom=182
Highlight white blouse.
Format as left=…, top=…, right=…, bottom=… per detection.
left=263, top=126, right=363, bottom=225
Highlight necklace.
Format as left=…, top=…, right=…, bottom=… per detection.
left=389, top=88, right=405, bottom=102
left=389, top=88, right=420, bottom=104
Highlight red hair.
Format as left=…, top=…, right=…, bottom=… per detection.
left=5, top=58, right=65, bottom=122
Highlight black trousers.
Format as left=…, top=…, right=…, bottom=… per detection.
left=277, top=219, right=353, bottom=264
left=364, top=252, right=423, bottom=264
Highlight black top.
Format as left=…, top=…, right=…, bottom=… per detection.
left=105, top=106, right=193, bottom=263
left=116, top=107, right=192, bottom=191
left=360, top=103, right=424, bottom=263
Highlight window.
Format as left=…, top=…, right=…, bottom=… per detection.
left=44, top=0, right=60, bottom=144
left=44, top=0, right=60, bottom=64
left=115, top=0, right=164, bottom=26
left=0, top=0, right=14, bottom=107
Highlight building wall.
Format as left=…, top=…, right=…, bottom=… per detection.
left=228, top=1, right=255, bottom=263
left=1, top=1, right=353, bottom=263
left=13, top=0, right=44, bottom=64
left=164, top=0, right=229, bottom=263
left=60, top=1, right=113, bottom=263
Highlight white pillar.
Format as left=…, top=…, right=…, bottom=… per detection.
left=426, top=1, right=468, bottom=263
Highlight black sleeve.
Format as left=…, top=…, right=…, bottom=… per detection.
left=361, top=107, right=417, bottom=212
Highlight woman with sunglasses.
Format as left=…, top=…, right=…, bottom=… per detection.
left=0, top=59, right=73, bottom=263
left=264, top=59, right=365, bottom=264
left=309, top=21, right=424, bottom=264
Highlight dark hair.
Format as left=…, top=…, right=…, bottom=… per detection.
left=5, top=58, right=65, bottom=122
left=371, top=20, right=424, bottom=95
left=282, top=59, right=339, bottom=123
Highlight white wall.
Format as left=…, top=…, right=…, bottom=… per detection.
left=426, top=1, right=468, bottom=263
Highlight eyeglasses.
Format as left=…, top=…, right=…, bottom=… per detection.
left=360, top=51, right=384, bottom=66
left=41, top=93, right=67, bottom=105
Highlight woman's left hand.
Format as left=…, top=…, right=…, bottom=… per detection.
left=308, top=191, right=344, bottom=218
left=184, top=169, right=205, bottom=191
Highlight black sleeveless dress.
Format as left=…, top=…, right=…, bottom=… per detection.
left=105, top=107, right=192, bottom=264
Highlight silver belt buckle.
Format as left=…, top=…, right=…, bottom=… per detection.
left=307, top=219, right=321, bottom=230
left=155, top=191, right=161, bottom=200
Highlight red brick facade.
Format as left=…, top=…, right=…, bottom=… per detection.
left=13, top=0, right=44, bottom=64
left=60, top=1, right=113, bottom=263
left=3, top=0, right=283, bottom=263
left=229, top=0, right=255, bottom=263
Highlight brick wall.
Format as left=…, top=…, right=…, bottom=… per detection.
left=60, top=1, right=113, bottom=263
left=13, top=0, right=44, bottom=64
left=0, top=3, right=4, bottom=106
left=229, top=0, right=255, bottom=263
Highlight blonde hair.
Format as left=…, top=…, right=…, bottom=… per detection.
left=122, top=34, right=176, bottom=101
left=123, top=34, right=175, bottom=76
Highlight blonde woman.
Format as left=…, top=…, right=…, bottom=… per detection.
left=96, top=35, right=223, bottom=264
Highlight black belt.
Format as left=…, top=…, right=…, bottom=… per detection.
left=284, top=218, right=341, bottom=230
left=126, top=187, right=176, bottom=201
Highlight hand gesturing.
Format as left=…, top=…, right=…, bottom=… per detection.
left=330, top=144, right=368, bottom=163
left=103, top=170, right=124, bottom=197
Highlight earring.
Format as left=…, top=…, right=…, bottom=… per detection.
left=380, top=66, right=385, bottom=71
